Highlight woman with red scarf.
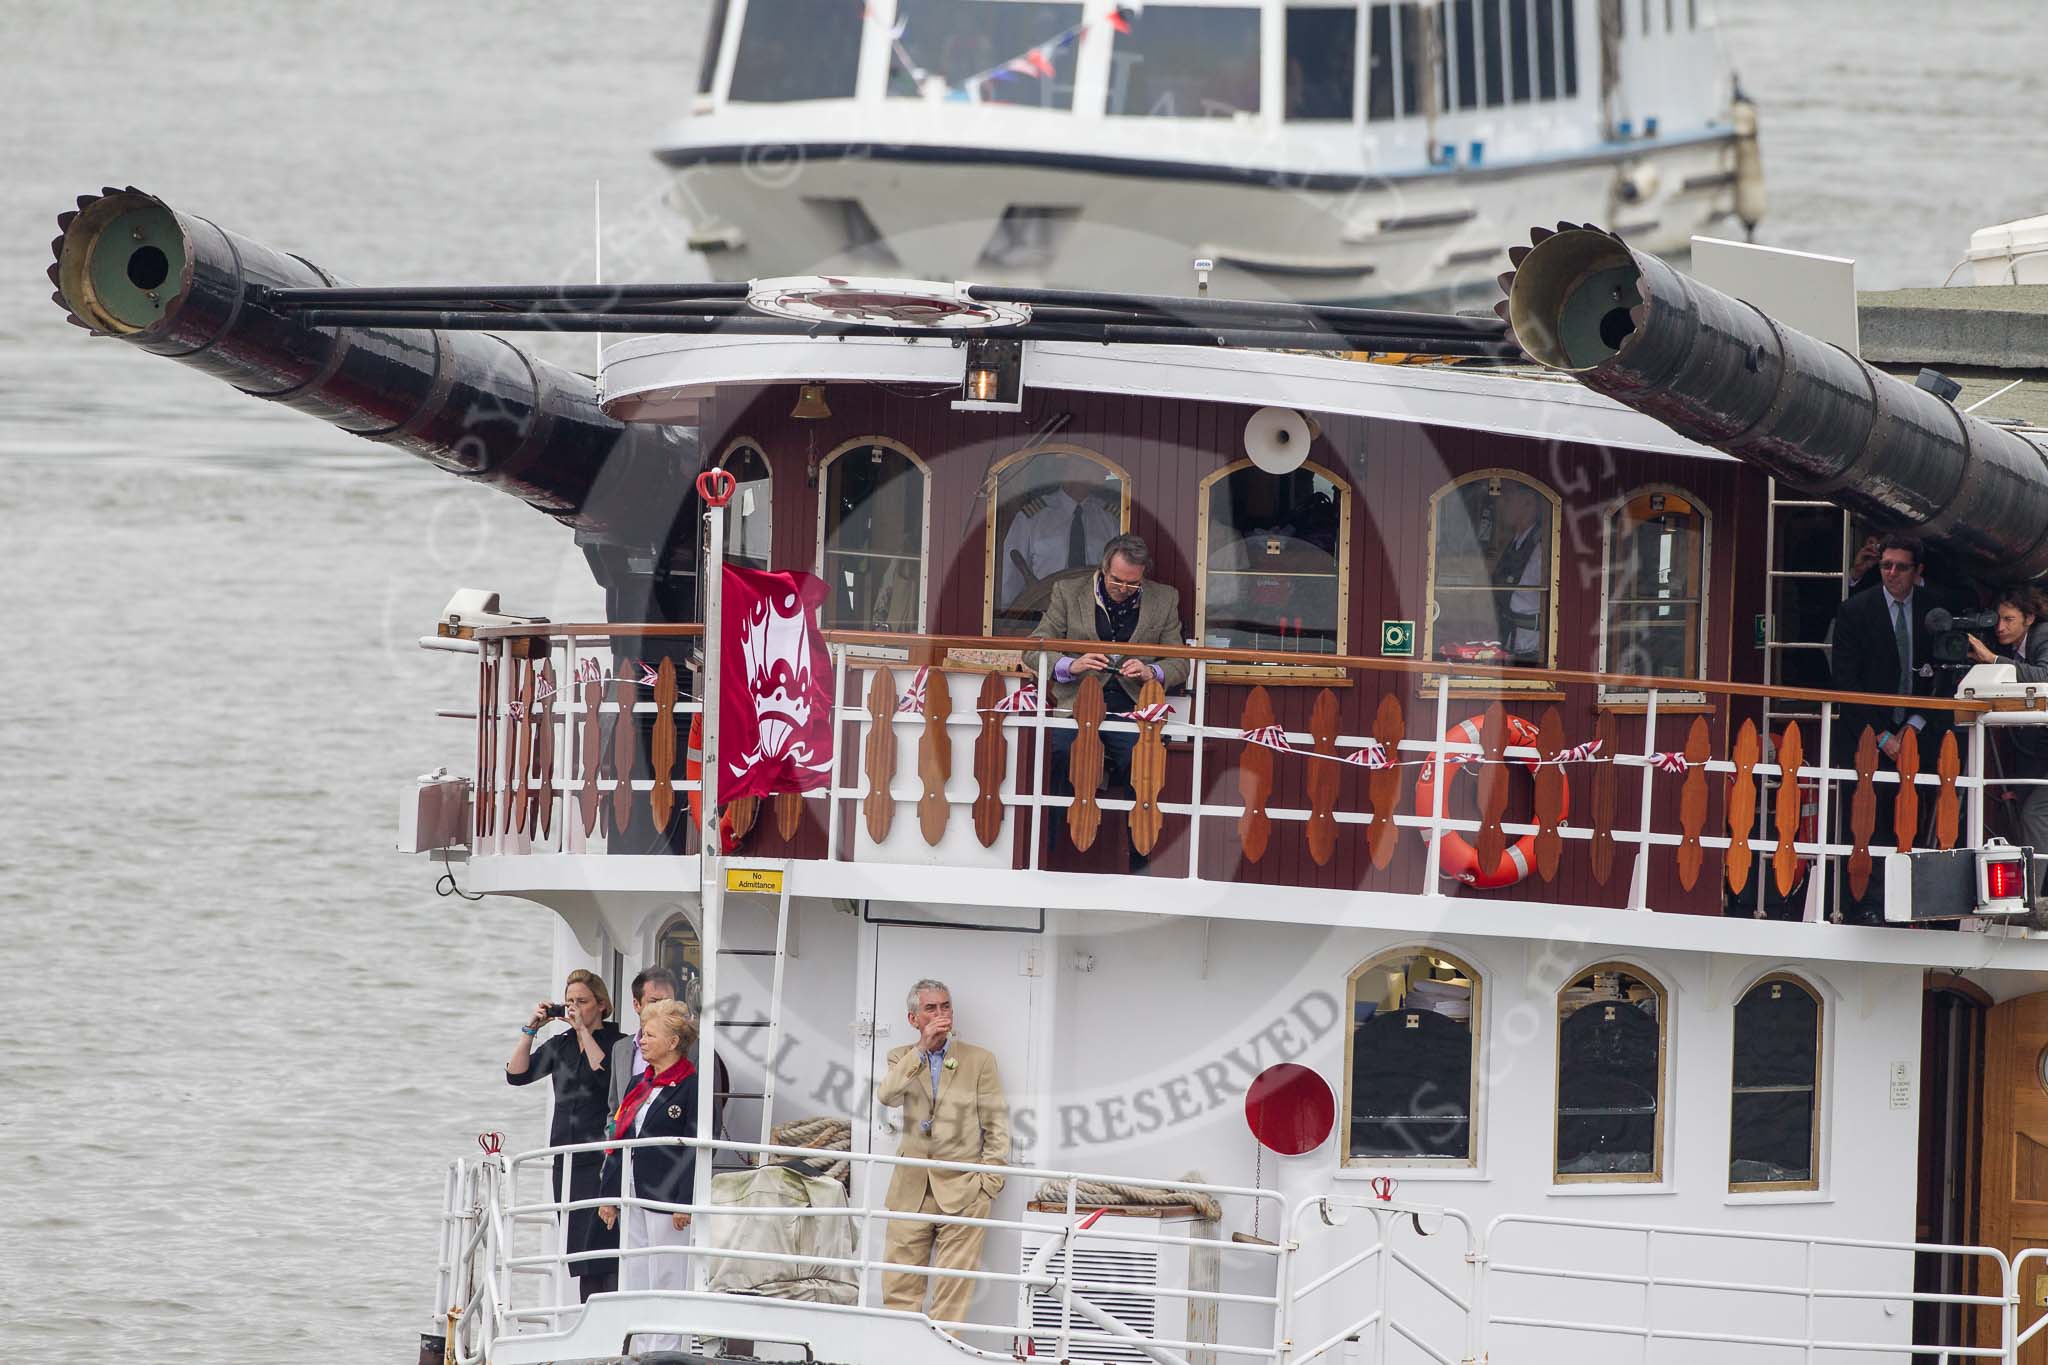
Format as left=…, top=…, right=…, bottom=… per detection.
left=598, top=997, right=700, bottom=1322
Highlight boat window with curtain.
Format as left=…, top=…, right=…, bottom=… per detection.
left=1481, top=0, right=1505, bottom=104
left=1366, top=4, right=1397, bottom=120
left=727, top=0, right=865, bottom=103
left=887, top=0, right=1083, bottom=108
left=1424, top=471, right=1558, bottom=672
left=819, top=438, right=927, bottom=632
left=717, top=439, right=774, bottom=573
left=1730, top=975, right=1822, bottom=1191
left=697, top=0, right=730, bottom=95
left=1197, top=460, right=1349, bottom=664
left=1599, top=487, right=1708, bottom=690
left=1346, top=949, right=1481, bottom=1165
left=985, top=447, right=1129, bottom=636
left=1284, top=7, right=1358, bottom=121
left=1556, top=965, right=1666, bottom=1182
left=1107, top=5, right=1262, bottom=118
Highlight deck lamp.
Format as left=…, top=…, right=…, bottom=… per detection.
left=1882, top=841, right=2034, bottom=921
left=954, top=338, right=1024, bottom=413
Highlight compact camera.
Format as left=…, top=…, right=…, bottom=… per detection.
left=543, top=1003, right=568, bottom=1020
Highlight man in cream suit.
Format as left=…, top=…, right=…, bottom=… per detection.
left=876, top=979, right=1011, bottom=1322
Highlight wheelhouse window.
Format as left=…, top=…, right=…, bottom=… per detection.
left=1730, top=975, right=1821, bottom=1191
left=718, top=439, right=774, bottom=573
left=1508, top=0, right=1532, bottom=101
left=1346, top=949, right=1480, bottom=1164
left=1600, top=487, right=1708, bottom=689
left=1556, top=965, right=1666, bottom=1182
left=986, top=447, right=1129, bottom=637
left=1198, top=460, right=1350, bottom=666
left=886, top=1, right=1083, bottom=108
left=1425, top=472, right=1558, bottom=672
left=727, top=0, right=864, bottom=103
left=1396, top=2, right=1432, bottom=116
left=1451, top=0, right=1479, bottom=110
left=1480, top=0, right=1505, bottom=104
left=1366, top=4, right=1396, bottom=120
left=1108, top=5, right=1261, bottom=118
left=819, top=438, right=927, bottom=632
left=1285, top=7, right=1358, bottom=121
left=1560, top=0, right=1578, bottom=95
left=698, top=0, right=730, bottom=95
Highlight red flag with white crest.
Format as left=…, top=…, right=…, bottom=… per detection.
left=719, top=566, right=835, bottom=805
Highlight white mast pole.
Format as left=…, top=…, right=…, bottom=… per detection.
left=693, top=472, right=730, bottom=1287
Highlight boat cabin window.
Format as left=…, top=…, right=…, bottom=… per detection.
left=1730, top=975, right=1822, bottom=1191
left=1107, top=4, right=1261, bottom=119
left=986, top=446, right=1130, bottom=637
left=1198, top=460, right=1350, bottom=667
left=1450, top=0, right=1479, bottom=110
left=1533, top=0, right=1557, bottom=99
left=886, top=1, right=1083, bottom=108
left=655, top=913, right=706, bottom=1006
left=1285, top=7, right=1358, bottom=121
left=1395, top=2, right=1436, bottom=117
left=1479, top=0, right=1505, bottom=104
left=697, top=0, right=730, bottom=95
left=1560, top=0, right=1578, bottom=95
left=727, top=0, right=864, bottom=103
left=1555, top=965, right=1666, bottom=1182
left=819, top=437, right=928, bottom=632
left=1600, top=487, right=1708, bottom=690
left=1508, top=0, right=1532, bottom=101
left=718, top=438, right=774, bottom=573
left=1365, top=5, right=1395, bottom=120
left=1424, top=472, right=1559, bottom=673
left=1345, top=949, right=1480, bottom=1165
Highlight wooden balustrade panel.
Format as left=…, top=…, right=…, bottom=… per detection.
left=1676, top=716, right=1712, bottom=891
left=863, top=668, right=898, bottom=845
left=579, top=665, right=602, bottom=838
left=971, top=673, right=1008, bottom=848
left=1772, top=722, right=1804, bottom=898
left=1726, top=718, right=1759, bottom=896
left=918, top=667, right=954, bottom=846
left=1367, top=694, right=1405, bottom=871
left=534, top=664, right=556, bottom=840
left=1067, top=674, right=1107, bottom=853
left=1589, top=710, right=1619, bottom=885
left=651, top=659, right=678, bottom=832
left=728, top=797, right=759, bottom=840
left=1305, top=689, right=1341, bottom=867
left=1849, top=728, right=1879, bottom=902
left=1894, top=726, right=1921, bottom=853
left=1237, top=686, right=1275, bottom=863
left=1533, top=706, right=1566, bottom=883
left=475, top=650, right=492, bottom=839
left=1936, top=731, right=1961, bottom=850
left=610, top=679, right=638, bottom=834
left=776, top=791, right=803, bottom=842
left=508, top=660, right=534, bottom=836
left=1474, top=702, right=1508, bottom=878
left=1130, top=679, right=1170, bottom=857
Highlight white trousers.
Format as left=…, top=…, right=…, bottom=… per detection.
left=620, top=1202, right=692, bottom=1352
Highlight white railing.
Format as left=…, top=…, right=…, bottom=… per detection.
left=1280, top=1195, right=1482, bottom=1365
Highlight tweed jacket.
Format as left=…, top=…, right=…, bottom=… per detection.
left=1023, top=573, right=1191, bottom=710
left=875, top=1039, right=1011, bottom=1216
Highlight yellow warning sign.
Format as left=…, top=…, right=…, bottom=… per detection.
left=726, top=867, right=784, bottom=894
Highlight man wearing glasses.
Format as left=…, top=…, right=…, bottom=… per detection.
left=1025, top=535, right=1188, bottom=858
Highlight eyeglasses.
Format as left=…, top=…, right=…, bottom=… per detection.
left=1103, top=572, right=1143, bottom=594
left=1878, top=560, right=1919, bottom=575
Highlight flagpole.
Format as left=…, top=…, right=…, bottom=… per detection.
left=692, top=467, right=735, bottom=1286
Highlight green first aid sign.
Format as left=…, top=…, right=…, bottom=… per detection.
left=1381, top=620, right=1416, bottom=657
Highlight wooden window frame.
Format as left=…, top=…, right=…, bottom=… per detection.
left=814, top=434, right=932, bottom=651
left=1341, top=946, right=1484, bottom=1170
left=980, top=443, right=1133, bottom=638
left=1728, top=972, right=1823, bottom=1194
left=1554, top=960, right=1669, bottom=1185
left=1423, top=469, right=1563, bottom=691
left=1596, top=483, right=1711, bottom=703
left=1195, top=457, right=1353, bottom=682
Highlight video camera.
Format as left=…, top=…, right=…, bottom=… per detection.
left=1926, top=606, right=1999, bottom=664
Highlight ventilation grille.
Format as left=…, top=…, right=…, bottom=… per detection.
left=1026, top=1244, right=1162, bottom=1363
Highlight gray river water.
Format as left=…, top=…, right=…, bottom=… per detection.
left=1, top=2, right=2041, bottom=1359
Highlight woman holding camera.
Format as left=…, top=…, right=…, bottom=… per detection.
left=507, top=968, right=626, bottom=1299
left=598, top=998, right=700, bottom=1347
left=1968, top=588, right=2048, bottom=897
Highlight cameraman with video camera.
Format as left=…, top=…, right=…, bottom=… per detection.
left=1965, top=588, right=2048, bottom=899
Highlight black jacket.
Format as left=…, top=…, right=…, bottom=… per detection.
left=508, top=1025, right=626, bottom=1149
left=2000, top=622, right=2048, bottom=763
left=599, top=1072, right=700, bottom=1208
left=1829, top=585, right=1964, bottom=755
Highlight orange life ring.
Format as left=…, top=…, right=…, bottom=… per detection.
left=1411, top=713, right=1569, bottom=889
left=686, top=714, right=741, bottom=852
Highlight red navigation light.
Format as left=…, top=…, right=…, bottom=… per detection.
left=1985, top=857, right=2027, bottom=904
left=1244, top=1063, right=1335, bottom=1156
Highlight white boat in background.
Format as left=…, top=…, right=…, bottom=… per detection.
left=658, top=0, right=1764, bottom=303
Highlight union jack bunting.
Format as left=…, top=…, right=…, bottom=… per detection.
left=1342, top=740, right=1391, bottom=769
left=981, top=681, right=1040, bottom=714
left=1546, top=738, right=1605, bottom=765
left=506, top=701, right=526, bottom=721
left=532, top=674, right=556, bottom=704
left=895, top=667, right=930, bottom=716
left=1241, top=724, right=1295, bottom=752
left=1650, top=750, right=1690, bottom=773
left=635, top=659, right=659, bottom=687
left=576, top=656, right=603, bottom=686
left=1111, top=702, right=1177, bottom=726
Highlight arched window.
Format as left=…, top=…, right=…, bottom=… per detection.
left=718, top=438, right=774, bottom=572
left=1600, top=486, right=1709, bottom=690
left=1426, top=471, right=1560, bottom=673
left=1344, top=948, right=1481, bottom=1165
left=1197, top=459, right=1351, bottom=675
left=655, top=912, right=705, bottom=1009
left=1556, top=963, right=1666, bottom=1182
left=1730, top=974, right=1822, bottom=1191
left=816, top=437, right=928, bottom=632
left=984, top=446, right=1130, bottom=636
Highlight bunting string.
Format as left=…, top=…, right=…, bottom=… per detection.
left=867, top=3, right=1138, bottom=101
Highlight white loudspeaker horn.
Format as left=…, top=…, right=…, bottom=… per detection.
left=1244, top=406, right=1313, bottom=475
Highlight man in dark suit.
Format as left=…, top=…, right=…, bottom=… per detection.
left=1828, top=534, right=1962, bottom=920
